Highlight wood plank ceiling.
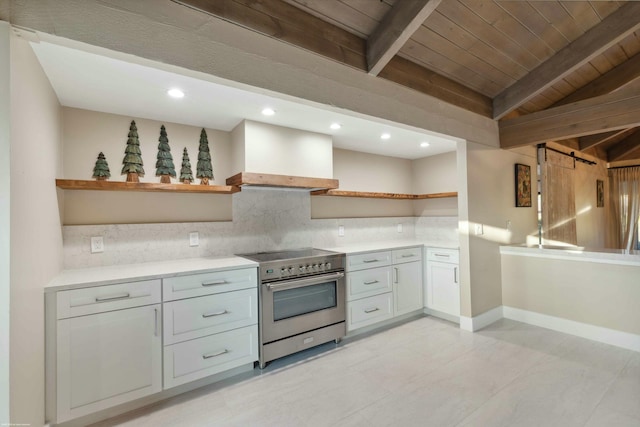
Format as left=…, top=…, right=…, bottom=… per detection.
left=175, top=0, right=640, bottom=163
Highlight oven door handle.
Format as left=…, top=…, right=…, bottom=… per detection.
left=265, top=272, right=345, bottom=292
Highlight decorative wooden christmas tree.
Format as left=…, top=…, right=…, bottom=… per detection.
left=155, top=125, right=176, bottom=183
left=121, top=120, right=144, bottom=182
left=180, top=147, right=194, bottom=184
left=92, top=152, right=111, bottom=181
left=196, top=128, right=214, bottom=185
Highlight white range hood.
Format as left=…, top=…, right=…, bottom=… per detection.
left=226, top=120, right=339, bottom=190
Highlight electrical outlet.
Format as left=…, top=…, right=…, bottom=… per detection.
left=474, top=223, right=484, bottom=235
left=338, top=225, right=345, bottom=237
left=506, top=220, right=512, bottom=231
left=397, top=223, right=403, bottom=233
left=189, top=232, right=199, bottom=247
left=90, top=236, right=104, bottom=253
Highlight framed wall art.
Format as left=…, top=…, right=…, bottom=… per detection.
left=515, top=163, right=532, bottom=207
left=596, top=179, right=604, bottom=208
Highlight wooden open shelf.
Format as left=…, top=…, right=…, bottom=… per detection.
left=55, top=179, right=240, bottom=194
left=310, top=190, right=458, bottom=200
left=226, top=172, right=339, bottom=190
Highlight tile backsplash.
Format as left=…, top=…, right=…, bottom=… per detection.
left=62, top=188, right=459, bottom=269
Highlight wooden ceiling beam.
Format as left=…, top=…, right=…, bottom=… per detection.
left=554, top=52, right=640, bottom=108
left=492, top=2, right=640, bottom=120
left=608, top=130, right=640, bottom=162
left=499, top=88, right=640, bottom=148
left=579, top=128, right=637, bottom=151
left=367, top=0, right=441, bottom=76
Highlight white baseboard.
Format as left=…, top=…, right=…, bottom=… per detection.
left=459, top=306, right=503, bottom=332
left=503, top=306, right=640, bottom=353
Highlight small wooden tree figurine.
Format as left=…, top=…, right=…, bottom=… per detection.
left=121, top=120, right=145, bottom=182
left=196, top=128, right=214, bottom=185
left=180, top=147, right=194, bottom=184
left=92, top=152, right=111, bottom=181
left=155, top=125, right=176, bottom=183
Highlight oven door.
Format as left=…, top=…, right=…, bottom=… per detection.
left=261, top=271, right=345, bottom=343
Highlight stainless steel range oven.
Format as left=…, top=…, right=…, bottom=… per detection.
left=238, top=248, right=345, bottom=368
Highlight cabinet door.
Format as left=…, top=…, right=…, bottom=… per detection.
left=393, top=261, right=423, bottom=316
left=56, top=304, right=162, bottom=422
left=426, top=262, right=460, bottom=316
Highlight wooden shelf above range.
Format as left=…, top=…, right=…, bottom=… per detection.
left=55, top=179, right=240, bottom=194
left=226, top=172, right=339, bottom=190
left=310, top=190, right=458, bottom=199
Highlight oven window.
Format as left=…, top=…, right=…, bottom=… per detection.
left=273, top=281, right=337, bottom=321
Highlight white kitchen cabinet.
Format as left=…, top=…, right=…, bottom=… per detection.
left=393, top=259, right=423, bottom=316
left=49, top=281, right=162, bottom=423
left=346, top=246, right=423, bottom=332
left=425, top=248, right=460, bottom=318
left=162, top=267, right=259, bottom=389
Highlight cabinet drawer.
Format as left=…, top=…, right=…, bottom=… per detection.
left=163, top=288, right=257, bottom=345
left=347, top=293, right=393, bottom=331
left=163, top=325, right=258, bottom=389
left=347, top=266, right=392, bottom=301
left=347, top=251, right=392, bottom=272
left=56, top=280, right=161, bottom=319
left=163, top=268, right=257, bottom=301
left=392, top=247, right=422, bottom=264
left=426, top=248, right=459, bottom=264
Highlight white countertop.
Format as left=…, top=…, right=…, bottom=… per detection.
left=500, top=244, right=640, bottom=266
left=47, top=256, right=258, bottom=291
left=321, top=240, right=459, bottom=254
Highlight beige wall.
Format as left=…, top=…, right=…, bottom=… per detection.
left=62, top=108, right=232, bottom=224
left=460, top=142, right=539, bottom=317
left=502, top=254, right=640, bottom=335
left=412, top=151, right=458, bottom=217
left=0, top=21, right=10, bottom=424
left=10, top=36, right=64, bottom=426
left=574, top=154, right=608, bottom=248
left=311, top=148, right=414, bottom=218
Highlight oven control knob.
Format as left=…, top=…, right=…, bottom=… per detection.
left=313, top=264, right=319, bottom=271
left=325, top=262, right=332, bottom=270
left=299, top=265, right=305, bottom=273
left=318, top=263, right=325, bottom=270
left=306, top=264, right=312, bottom=271
left=288, top=267, right=294, bottom=274
left=280, top=268, right=288, bottom=275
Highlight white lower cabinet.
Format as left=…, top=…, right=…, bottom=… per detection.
left=164, top=324, right=258, bottom=388
left=162, top=267, right=258, bottom=389
left=46, top=266, right=258, bottom=424
left=49, top=281, right=162, bottom=423
left=346, top=246, right=423, bottom=332
left=425, top=248, right=460, bottom=318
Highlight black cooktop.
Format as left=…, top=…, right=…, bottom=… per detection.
left=237, top=248, right=339, bottom=263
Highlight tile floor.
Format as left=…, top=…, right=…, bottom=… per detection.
left=92, top=317, right=640, bottom=427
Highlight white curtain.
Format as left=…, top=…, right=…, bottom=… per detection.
left=609, top=166, right=640, bottom=251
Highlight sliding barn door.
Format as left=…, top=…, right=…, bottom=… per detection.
left=539, top=148, right=578, bottom=246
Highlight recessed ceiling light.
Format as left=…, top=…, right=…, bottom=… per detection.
left=262, top=107, right=276, bottom=116
left=380, top=133, right=391, bottom=140
left=330, top=123, right=341, bottom=130
left=420, top=141, right=430, bottom=147
left=167, top=88, right=184, bottom=98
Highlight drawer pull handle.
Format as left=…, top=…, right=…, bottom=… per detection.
left=401, top=254, right=416, bottom=258
left=202, top=280, right=227, bottom=287
left=363, top=280, right=379, bottom=285
left=364, top=307, right=380, bottom=313
left=203, top=349, right=228, bottom=359
left=435, top=254, right=450, bottom=258
left=363, top=259, right=379, bottom=263
left=202, top=309, right=228, bottom=318
left=95, top=292, right=130, bottom=302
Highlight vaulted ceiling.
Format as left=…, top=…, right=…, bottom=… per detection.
left=175, top=0, right=640, bottom=163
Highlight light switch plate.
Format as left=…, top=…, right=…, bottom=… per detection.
left=338, top=225, right=345, bottom=237
left=189, top=232, right=199, bottom=247
left=397, top=223, right=403, bottom=233
left=474, top=223, right=484, bottom=235
left=90, top=236, right=104, bottom=253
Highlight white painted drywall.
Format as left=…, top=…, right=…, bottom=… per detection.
left=10, top=36, right=64, bottom=426
left=412, top=151, right=458, bottom=217
left=0, top=20, right=11, bottom=426
left=232, top=120, right=333, bottom=178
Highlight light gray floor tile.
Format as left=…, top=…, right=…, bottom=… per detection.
left=90, top=316, right=640, bottom=427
